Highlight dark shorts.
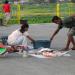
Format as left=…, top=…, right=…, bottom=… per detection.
left=68, top=27, right=75, bottom=36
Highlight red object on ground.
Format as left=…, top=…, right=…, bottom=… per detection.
left=0, top=43, right=5, bottom=48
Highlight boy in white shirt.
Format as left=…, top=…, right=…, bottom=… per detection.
left=7, top=21, right=35, bottom=56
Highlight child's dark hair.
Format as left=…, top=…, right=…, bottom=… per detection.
left=52, top=16, right=61, bottom=22
left=21, top=23, right=29, bottom=29
left=20, top=23, right=29, bottom=33
left=4, top=0, right=9, bottom=4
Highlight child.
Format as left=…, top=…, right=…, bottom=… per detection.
left=7, top=20, right=35, bottom=56
left=50, top=15, right=75, bottom=50
left=3, top=0, right=11, bottom=26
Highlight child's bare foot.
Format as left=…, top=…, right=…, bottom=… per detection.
left=7, top=46, right=18, bottom=53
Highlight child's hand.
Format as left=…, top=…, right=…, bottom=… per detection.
left=50, top=38, right=53, bottom=43
left=31, top=40, right=35, bottom=44
left=32, top=40, right=35, bottom=43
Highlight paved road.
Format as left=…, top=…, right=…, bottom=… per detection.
left=0, top=23, right=75, bottom=75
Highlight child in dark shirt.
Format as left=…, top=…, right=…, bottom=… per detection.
left=50, top=15, right=75, bottom=50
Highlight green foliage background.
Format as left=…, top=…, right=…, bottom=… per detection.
left=0, top=2, right=75, bottom=25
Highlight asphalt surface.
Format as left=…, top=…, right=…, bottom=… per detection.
left=0, top=23, right=75, bottom=75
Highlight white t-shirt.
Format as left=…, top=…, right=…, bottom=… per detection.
left=7, top=29, right=29, bottom=45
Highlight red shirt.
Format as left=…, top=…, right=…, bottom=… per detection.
left=3, top=4, right=10, bottom=13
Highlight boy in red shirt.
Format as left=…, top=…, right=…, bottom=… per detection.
left=3, top=0, right=11, bottom=26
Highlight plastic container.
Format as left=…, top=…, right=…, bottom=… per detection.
left=0, top=48, right=6, bottom=54
left=32, top=40, right=50, bottom=49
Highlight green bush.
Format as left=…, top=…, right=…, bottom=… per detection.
left=21, top=15, right=53, bottom=24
